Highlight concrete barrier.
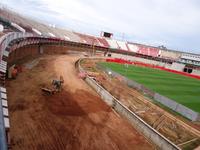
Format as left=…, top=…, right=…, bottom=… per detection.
left=78, top=59, right=180, bottom=150
left=98, top=64, right=200, bottom=121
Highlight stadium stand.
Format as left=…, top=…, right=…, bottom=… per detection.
left=10, top=22, right=25, bottom=33
left=137, top=45, right=160, bottom=57
left=48, top=32, right=56, bottom=37
left=32, top=28, right=42, bottom=35
left=160, top=49, right=181, bottom=60
left=75, top=33, right=108, bottom=47
left=179, top=53, right=200, bottom=66
left=96, top=37, right=109, bottom=48
left=105, top=39, right=119, bottom=49
left=127, top=43, right=139, bottom=52
left=116, top=41, right=128, bottom=51
left=1, top=5, right=200, bottom=149
left=55, top=29, right=80, bottom=42
left=75, top=33, right=95, bottom=45
left=18, top=23, right=33, bottom=33
left=64, top=35, right=71, bottom=41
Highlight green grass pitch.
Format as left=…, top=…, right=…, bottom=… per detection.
left=100, top=62, right=200, bottom=113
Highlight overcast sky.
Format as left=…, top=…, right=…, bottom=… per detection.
left=1, top=0, right=200, bottom=54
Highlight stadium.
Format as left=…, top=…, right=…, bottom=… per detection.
left=0, top=2, right=200, bottom=150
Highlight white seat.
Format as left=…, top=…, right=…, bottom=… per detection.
left=1, top=93, right=7, bottom=99
left=127, top=44, right=139, bottom=52
left=3, top=107, right=9, bottom=117
left=117, top=41, right=128, bottom=51
left=2, top=100, right=8, bottom=107
left=0, top=68, right=6, bottom=73
left=3, top=50, right=9, bottom=57
left=4, top=117, right=10, bottom=129
left=0, top=87, right=6, bottom=93
left=1, top=60, right=7, bottom=65
left=0, top=65, right=6, bottom=70
left=106, top=39, right=119, bottom=49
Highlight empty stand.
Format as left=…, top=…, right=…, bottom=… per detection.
left=76, top=33, right=96, bottom=45
left=137, top=45, right=160, bottom=57
left=96, top=37, right=109, bottom=47
left=160, top=50, right=181, bottom=60
left=106, top=39, right=119, bottom=49
left=117, top=41, right=128, bottom=51
left=127, top=43, right=139, bottom=52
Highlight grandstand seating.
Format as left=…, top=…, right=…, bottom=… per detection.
left=179, top=53, right=200, bottom=66
left=64, top=35, right=70, bottom=41
left=127, top=43, right=160, bottom=57
left=32, top=28, right=42, bottom=35
left=48, top=32, right=56, bottom=37
left=117, top=41, right=128, bottom=51
left=96, top=37, right=109, bottom=48
left=149, top=47, right=160, bottom=57
left=18, top=23, right=32, bottom=33
left=137, top=45, right=160, bottom=57
left=127, top=43, right=139, bottom=52
left=55, top=29, right=80, bottom=42
left=105, top=39, right=119, bottom=49
left=10, top=22, right=25, bottom=33
left=76, top=33, right=95, bottom=45
left=160, top=50, right=181, bottom=60
left=181, top=53, right=200, bottom=61
left=1, top=6, right=199, bottom=64
left=1, top=6, right=200, bottom=150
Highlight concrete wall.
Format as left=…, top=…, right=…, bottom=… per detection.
left=154, top=94, right=199, bottom=121
left=98, top=65, right=200, bottom=121
left=192, top=69, right=200, bottom=76
left=79, top=59, right=180, bottom=150
left=8, top=45, right=39, bottom=65
left=7, top=44, right=93, bottom=66
left=160, top=50, right=181, bottom=60
left=169, top=62, right=185, bottom=72
left=111, top=53, right=167, bottom=66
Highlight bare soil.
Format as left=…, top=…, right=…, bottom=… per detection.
left=81, top=58, right=200, bottom=149
left=6, top=55, right=153, bottom=150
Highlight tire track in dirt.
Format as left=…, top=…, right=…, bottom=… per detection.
left=7, top=55, right=153, bottom=150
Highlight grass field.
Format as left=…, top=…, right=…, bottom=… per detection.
left=100, top=62, right=200, bottom=113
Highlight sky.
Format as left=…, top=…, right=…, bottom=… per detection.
left=1, top=0, right=200, bottom=54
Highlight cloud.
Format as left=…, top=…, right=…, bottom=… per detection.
left=1, top=0, right=200, bottom=53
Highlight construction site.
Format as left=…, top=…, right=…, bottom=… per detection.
left=6, top=54, right=153, bottom=150
left=80, top=58, right=200, bottom=149
left=0, top=3, right=200, bottom=150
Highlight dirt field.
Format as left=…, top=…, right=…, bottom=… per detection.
left=6, top=55, right=153, bottom=150
left=80, top=58, right=200, bottom=149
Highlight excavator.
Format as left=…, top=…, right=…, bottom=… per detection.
left=41, top=76, right=64, bottom=95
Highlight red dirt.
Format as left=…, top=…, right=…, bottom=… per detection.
left=6, top=55, right=153, bottom=150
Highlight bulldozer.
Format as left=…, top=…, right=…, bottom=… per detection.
left=41, top=76, right=64, bottom=95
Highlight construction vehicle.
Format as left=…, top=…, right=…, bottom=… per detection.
left=52, top=76, right=64, bottom=91
left=41, top=76, right=64, bottom=95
